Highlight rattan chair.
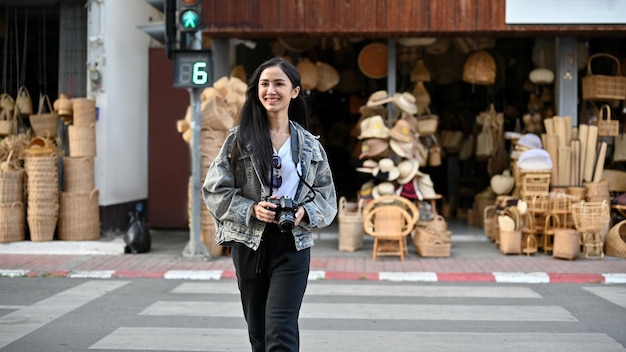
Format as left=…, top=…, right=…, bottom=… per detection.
left=362, top=195, right=419, bottom=261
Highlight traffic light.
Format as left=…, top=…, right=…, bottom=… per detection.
left=177, top=0, right=203, bottom=32
left=138, top=0, right=176, bottom=58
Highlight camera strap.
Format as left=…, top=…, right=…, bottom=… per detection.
left=289, top=122, right=317, bottom=206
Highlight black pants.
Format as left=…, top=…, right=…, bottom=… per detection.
left=231, top=224, right=310, bottom=352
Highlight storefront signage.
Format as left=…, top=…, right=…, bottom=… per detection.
left=506, top=0, right=626, bottom=24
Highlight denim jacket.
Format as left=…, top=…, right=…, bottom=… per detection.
left=202, top=121, right=338, bottom=251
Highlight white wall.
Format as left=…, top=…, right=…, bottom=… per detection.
left=88, top=0, right=155, bottom=206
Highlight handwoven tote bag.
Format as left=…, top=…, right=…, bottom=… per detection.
left=16, top=86, right=33, bottom=116
left=29, top=94, right=58, bottom=138
left=597, top=104, right=619, bottom=137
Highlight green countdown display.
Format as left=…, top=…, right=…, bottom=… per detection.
left=173, top=51, right=212, bottom=88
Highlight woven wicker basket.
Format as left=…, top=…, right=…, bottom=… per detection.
left=553, top=229, right=580, bottom=260
left=58, top=190, right=100, bottom=241
left=63, top=156, right=95, bottom=192
left=571, top=200, right=610, bottom=233
left=29, top=94, right=58, bottom=138
left=0, top=169, right=25, bottom=203
left=462, top=50, right=496, bottom=85
left=0, top=202, right=25, bottom=243
left=582, top=53, right=626, bottom=101
left=72, top=98, right=96, bottom=127
left=499, top=230, right=522, bottom=255
left=338, top=197, right=364, bottom=252
left=68, top=125, right=97, bottom=157
left=606, top=220, right=626, bottom=259
left=412, top=227, right=451, bottom=257
left=597, top=104, right=620, bottom=137
left=27, top=207, right=58, bottom=242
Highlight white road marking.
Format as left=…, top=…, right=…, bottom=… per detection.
left=0, top=280, right=128, bottom=349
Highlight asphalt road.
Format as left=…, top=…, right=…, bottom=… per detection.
left=1, top=278, right=625, bottom=351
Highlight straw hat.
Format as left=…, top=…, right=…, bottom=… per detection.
left=356, top=159, right=378, bottom=174
left=396, top=159, right=421, bottom=185
left=401, top=114, right=419, bottom=134
left=372, top=182, right=397, bottom=199
left=358, top=43, right=388, bottom=79
left=359, top=104, right=387, bottom=118
left=366, top=90, right=394, bottom=107
left=417, top=174, right=437, bottom=198
left=316, top=62, right=340, bottom=92
left=410, top=59, right=431, bottom=83
left=296, top=58, right=318, bottom=91
left=359, top=138, right=389, bottom=159
left=372, top=158, right=400, bottom=182
left=393, top=92, right=418, bottom=115
left=389, top=119, right=413, bottom=143
left=390, top=139, right=414, bottom=158
left=358, top=115, right=390, bottom=139
left=397, top=37, right=437, bottom=47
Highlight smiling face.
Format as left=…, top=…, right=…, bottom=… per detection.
left=258, top=65, right=300, bottom=115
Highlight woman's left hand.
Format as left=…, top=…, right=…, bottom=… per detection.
left=294, top=206, right=307, bottom=227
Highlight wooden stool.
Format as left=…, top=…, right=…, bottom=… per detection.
left=422, top=194, right=443, bottom=216
left=582, top=232, right=604, bottom=259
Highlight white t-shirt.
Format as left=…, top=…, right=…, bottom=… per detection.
left=272, top=136, right=299, bottom=199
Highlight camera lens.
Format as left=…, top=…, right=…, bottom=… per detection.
left=277, top=211, right=295, bottom=232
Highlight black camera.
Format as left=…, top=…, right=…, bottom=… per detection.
left=267, top=196, right=298, bottom=233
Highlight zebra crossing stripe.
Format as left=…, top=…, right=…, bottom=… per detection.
left=163, top=270, right=222, bottom=280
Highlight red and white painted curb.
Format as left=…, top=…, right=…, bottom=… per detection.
left=2, top=269, right=626, bottom=284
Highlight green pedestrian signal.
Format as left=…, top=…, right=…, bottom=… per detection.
left=180, top=10, right=200, bottom=30
left=177, top=0, right=203, bottom=33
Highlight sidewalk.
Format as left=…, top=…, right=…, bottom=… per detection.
left=1, top=220, right=625, bottom=284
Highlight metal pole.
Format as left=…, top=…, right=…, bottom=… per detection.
left=183, top=30, right=210, bottom=259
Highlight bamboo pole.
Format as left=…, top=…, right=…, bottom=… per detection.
left=583, top=125, right=598, bottom=183
left=593, top=141, right=608, bottom=182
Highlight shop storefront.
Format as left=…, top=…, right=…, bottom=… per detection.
left=0, top=1, right=625, bottom=259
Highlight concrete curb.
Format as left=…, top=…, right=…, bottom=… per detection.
left=2, top=269, right=626, bottom=284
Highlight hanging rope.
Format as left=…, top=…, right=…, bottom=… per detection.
left=2, top=10, right=8, bottom=93
left=19, top=9, right=28, bottom=87
left=13, top=8, right=19, bottom=92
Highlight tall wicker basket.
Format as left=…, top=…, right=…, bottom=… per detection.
left=25, top=155, right=59, bottom=242
left=0, top=202, right=25, bottom=243
left=58, top=190, right=100, bottom=241
left=338, top=197, right=364, bottom=252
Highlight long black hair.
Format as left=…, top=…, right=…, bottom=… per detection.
left=233, top=57, right=310, bottom=188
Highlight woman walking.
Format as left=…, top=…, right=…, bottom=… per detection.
left=202, top=57, right=337, bottom=351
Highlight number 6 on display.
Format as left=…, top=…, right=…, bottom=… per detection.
left=173, top=51, right=212, bottom=88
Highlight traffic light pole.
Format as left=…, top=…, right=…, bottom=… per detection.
left=182, top=31, right=210, bottom=259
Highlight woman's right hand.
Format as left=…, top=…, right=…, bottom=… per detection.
left=253, top=199, right=277, bottom=223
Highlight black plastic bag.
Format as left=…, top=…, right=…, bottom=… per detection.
left=124, top=204, right=151, bottom=254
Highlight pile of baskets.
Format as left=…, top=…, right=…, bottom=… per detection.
left=58, top=98, right=100, bottom=241
left=412, top=215, right=451, bottom=257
